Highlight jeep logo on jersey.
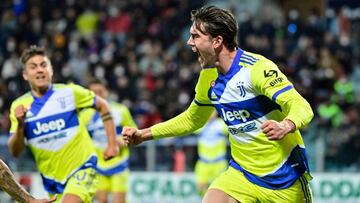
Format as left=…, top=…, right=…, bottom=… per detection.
left=33, top=119, right=66, bottom=135
left=236, top=82, right=246, bottom=97
left=221, top=108, right=250, bottom=122
left=264, top=70, right=278, bottom=78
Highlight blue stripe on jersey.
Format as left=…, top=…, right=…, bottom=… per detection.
left=93, top=96, right=97, bottom=108
left=239, top=59, right=255, bottom=65
left=213, top=52, right=244, bottom=100
left=41, top=155, right=97, bottom=194
left=25, top=110, right=79, bottom=139
left=242, top=53, right=259, bottom=63
left=199, top=155, right=227, bottom=163
left=215, top=95, right=280, bottom=125
left=88, top=128, right=100, bottom=138
left=272, top=85, right=293, bottom=102
left=96, top=159, right=129, bottom=176
left=92, top=112, right=100, bottom=123
left=116, top=126, right=123, bottom=134
left=30, top=85, right=54, bottom=117
left=229, top=145, right=309, bottom=189
left=193, top=99, right=214, bottom=107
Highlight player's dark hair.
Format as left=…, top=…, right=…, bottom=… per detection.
left=191, top=5, right=238, bottom=50
left=20, top=45, right=48, bottom=66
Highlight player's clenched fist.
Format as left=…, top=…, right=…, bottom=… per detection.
left=103, top=145, right=119, bottom=161
left=15, top=105, right=28, bottom=124
left=122, top=127, right=145, bottom=146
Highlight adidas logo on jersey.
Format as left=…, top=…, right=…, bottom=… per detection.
left=33, top=119, right=66, bottom=135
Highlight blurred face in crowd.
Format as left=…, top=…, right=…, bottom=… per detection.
left=22, top=55, right=53, bottom=96
left=89, top=83, right=108, bottom=99
left=187, top=22, right=219, bottom=69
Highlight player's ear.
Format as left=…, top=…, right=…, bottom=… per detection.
left=212, top=36, right=223, bottom=49
left=22, top=68, right=28, bottom=81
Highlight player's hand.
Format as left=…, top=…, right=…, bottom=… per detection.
left=122, top=127, right=144, bottom=146
left=261, top=119, right=295, bottom=140
left=103, top=145, right=119, bottom=161
left=116, top=137, right=127, bottom=148
left=15, top=105, right=28, bottom=125
left=29, top=194, right=57, bottom=203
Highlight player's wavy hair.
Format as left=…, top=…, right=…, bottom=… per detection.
left=191, top=5, right=238, bottom=50
left=20, top=45, right=48, bottom=67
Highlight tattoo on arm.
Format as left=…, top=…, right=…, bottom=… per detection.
left=0, top=160, right=33, bottom=203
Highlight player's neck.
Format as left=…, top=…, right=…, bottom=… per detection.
left=216, top=48, right=237, bottom=75
left=31, top=86, right=51, bottom=98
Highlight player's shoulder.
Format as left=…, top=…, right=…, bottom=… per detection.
left=241, top=51, right=279, bottom=79
left=110, top=101, right=128, bottom=110
left=11, top=92, right=32, bottom=106
left=240, top=50, right=272, bottom=69
left=52, top=83, right=68, bottom=89
left=198, top=67, right=218, bottom=86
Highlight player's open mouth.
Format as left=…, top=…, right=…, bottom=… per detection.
left=196, top=49, right=203, bottom=62
left=36, top=75, right=46, bottom=80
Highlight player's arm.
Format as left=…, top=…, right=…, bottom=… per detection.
left=0, top=159, right=57, bottom=203
left=252, top=59, right=314, bottom=139
left=94, top=96, right=118, bottom=160
left=123, top=68, right=217, bottom=146
left=71, top=83, right=118, bottom=160
left=8, top=104, right=27, bottom=157
left=123, top=102, right=214, bottom=146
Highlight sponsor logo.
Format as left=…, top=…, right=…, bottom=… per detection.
left=264, top=70, right=278, bottom=78
left=221, top=108, right=250, bottom=122
left=228, top=121, right=257, bottom=134
left=269, top=77, right=285, bottom=86
left=33, top=119, right=66, bottom=135
left=38, top=132, right=67, bottom=143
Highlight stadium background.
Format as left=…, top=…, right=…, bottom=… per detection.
left=0, top=0, right=360, bottom=202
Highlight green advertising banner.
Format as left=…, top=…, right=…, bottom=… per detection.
left=7, top=172, right=360, bottom=203
left=311, top=173, right=360, bottom=203
left=128, top=172, right=201, bottom=203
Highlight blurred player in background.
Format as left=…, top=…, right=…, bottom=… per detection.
left=0, top=159, right=57, bottom=203
left=123, top=5, right=314, bottom=203
left=8, top=46, right=118, bottom=203
left=81, top=78, right=136, bottom=203
left=194, top=112, right=228, bottom=197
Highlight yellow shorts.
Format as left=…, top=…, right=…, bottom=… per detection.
left=209, top=167, right=313, bottom=203
left=51, top=167, right=99, bottom=203
left=97, top=169, right=129, bottom=192
left=194, top=160, right=228, bottom=184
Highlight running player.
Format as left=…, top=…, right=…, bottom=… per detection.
left=8, top=45, right=118, bottom=203
left=81, top=78, right=136, bottom=203
left=122, top=5, right=314, bottom=203
left=194, top=112, right=228, bottom=197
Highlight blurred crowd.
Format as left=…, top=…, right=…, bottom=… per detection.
left=1, top=0, right=360, bottom=172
